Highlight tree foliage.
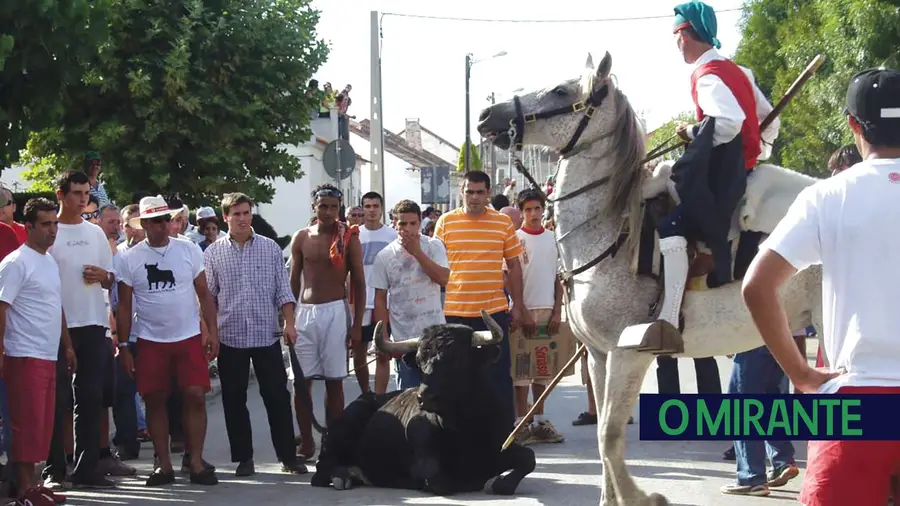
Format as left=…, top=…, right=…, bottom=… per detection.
left=23, top=0, right=329, bottom=206
left=456, top=141, right=483, bottom=172
left=0, top=0, right=109, bottom=168
left=733, top=0, right=900, bottom=177
left=647, top=111, right=696, bottom=162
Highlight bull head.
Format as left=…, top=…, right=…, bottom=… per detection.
left=373, top=309, right=504, bottom=356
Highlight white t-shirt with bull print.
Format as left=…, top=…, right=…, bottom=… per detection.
left=116, top=237, right=204, bottom=343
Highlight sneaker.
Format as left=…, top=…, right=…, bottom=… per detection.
left=766, top=463, right=799, bottom=488
left=720, top=483, right=770, bottom=496
left=572, top=412, right=597, bottom=426
left=41, top=477, right=65, bottom=492
left=98, top=454, right=137, bottom=477
left=530, top=420, right=565, bottom=444
left=70, top=473, right=116, bottom=490
left=20, top=487, right=56, bottom=506
left=36, top=486, right=66, bottom=505
left=514, top=424, right=533, bottom=446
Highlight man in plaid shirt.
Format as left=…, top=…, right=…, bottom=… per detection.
left=203, top=193, right=305, bottom=477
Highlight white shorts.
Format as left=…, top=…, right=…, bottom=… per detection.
left=292, top=299, right=349, bottom=381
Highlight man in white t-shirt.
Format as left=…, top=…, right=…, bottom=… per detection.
left=742, top=67, right=900, bottom=506
left=355, top=191, right=397, bottom=394
left=116, top=195, right=220, bottom=487
left=370, top=200, right=448, bottom=389
left=44, top=171, right=118, bottom=490
left=0, top=198, right=75, bottom=506
left=510, top=189, right=565, bottom=446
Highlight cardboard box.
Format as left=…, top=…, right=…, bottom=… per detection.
left=510, top=308, right=578, bottom=382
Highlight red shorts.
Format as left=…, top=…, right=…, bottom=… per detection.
left=800, top=386, right=900, bottom=506
left=4, top=357, right=56, bottom=463
left=136, top=335, right=211, bottom=395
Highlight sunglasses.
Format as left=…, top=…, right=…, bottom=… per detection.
left=314, top=188, right=343, bottom=199
left=149, top=215, right=172, bottom=224
left=81, top=210, right=100, bottom=220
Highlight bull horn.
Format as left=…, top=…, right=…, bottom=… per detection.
left=472, top=309, right=504, bottom=347
left=373, top=320, right=419, bottom=356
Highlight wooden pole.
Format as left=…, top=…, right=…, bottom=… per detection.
left=502, top=343, right=588, bottom=451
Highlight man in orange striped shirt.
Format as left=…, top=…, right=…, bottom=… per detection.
left=434, top=170, right=535, bottom=429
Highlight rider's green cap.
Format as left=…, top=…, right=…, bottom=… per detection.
left=673, top=1, right=721, bottom=49
left=85, top=151, right=101, bottom=161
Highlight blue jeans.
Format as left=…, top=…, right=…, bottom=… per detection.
left=445, top=312, right=514, bottom=429
left=394, top=358, right=421, bottom=390
left=112, top=342, right=139, bottom=452
left=728, top=346, right=795, bottom=486
left=136, top=394, right=146, bottom=431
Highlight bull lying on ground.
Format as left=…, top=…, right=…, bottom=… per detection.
left=311, top=311, right=536, bottom=496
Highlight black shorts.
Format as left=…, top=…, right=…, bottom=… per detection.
left=361, top=323, right=390, bottom=344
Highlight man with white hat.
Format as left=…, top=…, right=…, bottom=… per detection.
left=190, top=206, right=226, bottom=248
left=115, top=195, right=220, bottom=487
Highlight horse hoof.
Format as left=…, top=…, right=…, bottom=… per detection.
left=648, top=492, right=670, bottom=505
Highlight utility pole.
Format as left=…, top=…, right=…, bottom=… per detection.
left=370, top=11, right=386, bottom=221
left=464, top=53, right=472, bottom=172
left=489, top=91, right=496, bottom=186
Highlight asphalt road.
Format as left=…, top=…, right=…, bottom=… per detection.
left=59, top=352, right=810, bottom=506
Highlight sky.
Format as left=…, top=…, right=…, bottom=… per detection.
left=309, top=0, right=747, bottom=150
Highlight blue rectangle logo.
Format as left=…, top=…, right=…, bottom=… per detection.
left=638, top=394, right=900, bottom=440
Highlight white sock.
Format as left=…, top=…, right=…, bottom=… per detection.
left=516, top=416, right=525, bottom=425
left=534, top=414, right=545, bottom=423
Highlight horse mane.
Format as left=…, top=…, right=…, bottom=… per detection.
left=600, top=85, right=647, bottom=262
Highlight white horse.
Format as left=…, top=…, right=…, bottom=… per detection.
left=476, top=52, right=823, bottom=506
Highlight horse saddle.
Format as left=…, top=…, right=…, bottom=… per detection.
left=640, top=161, right=820, bottom=291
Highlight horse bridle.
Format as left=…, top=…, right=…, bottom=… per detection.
left=510, top=83, right=609, bottom=157
left=506, top=82, right=627, bottom=289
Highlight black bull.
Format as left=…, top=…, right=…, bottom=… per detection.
left=310, top=311, right=536, bottom=496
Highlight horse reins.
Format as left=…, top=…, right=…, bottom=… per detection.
left=506, top=83, right=627, bottom=296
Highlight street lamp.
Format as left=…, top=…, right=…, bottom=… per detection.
left=465, top=51, right=507, bottom=171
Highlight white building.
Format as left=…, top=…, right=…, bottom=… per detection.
left=259, top=114, right=459, bottom=253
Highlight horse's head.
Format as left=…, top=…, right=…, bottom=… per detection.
left=477, top=51, right=618, bottom=154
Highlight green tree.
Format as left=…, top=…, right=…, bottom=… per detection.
left=23, top=0, right=328, bottom=205
left=647, top=111, right=696, bottom=162
left=456, top=141, right=483, bottom=172
left=0, top=0, right=109, bottom=168
left=734, top=0, right=900, bottom=177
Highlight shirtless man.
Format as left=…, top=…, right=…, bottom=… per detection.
left=289, top=184, right=365, bottom=461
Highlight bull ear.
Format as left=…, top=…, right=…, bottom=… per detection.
left=402, top=351, right=418, bottom=370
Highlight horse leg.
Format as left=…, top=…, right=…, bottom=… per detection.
left=585, top=349, right=616, bottom=503
left=599, top=349, right=668, bottom=506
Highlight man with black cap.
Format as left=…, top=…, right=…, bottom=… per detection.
left=742, top=67, right=900, bottom=506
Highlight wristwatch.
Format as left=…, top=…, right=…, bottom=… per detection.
left=117, top=341, right=130, bottom=349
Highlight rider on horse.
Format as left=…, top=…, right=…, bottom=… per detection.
left=656, top=0, right=781, bottom=331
